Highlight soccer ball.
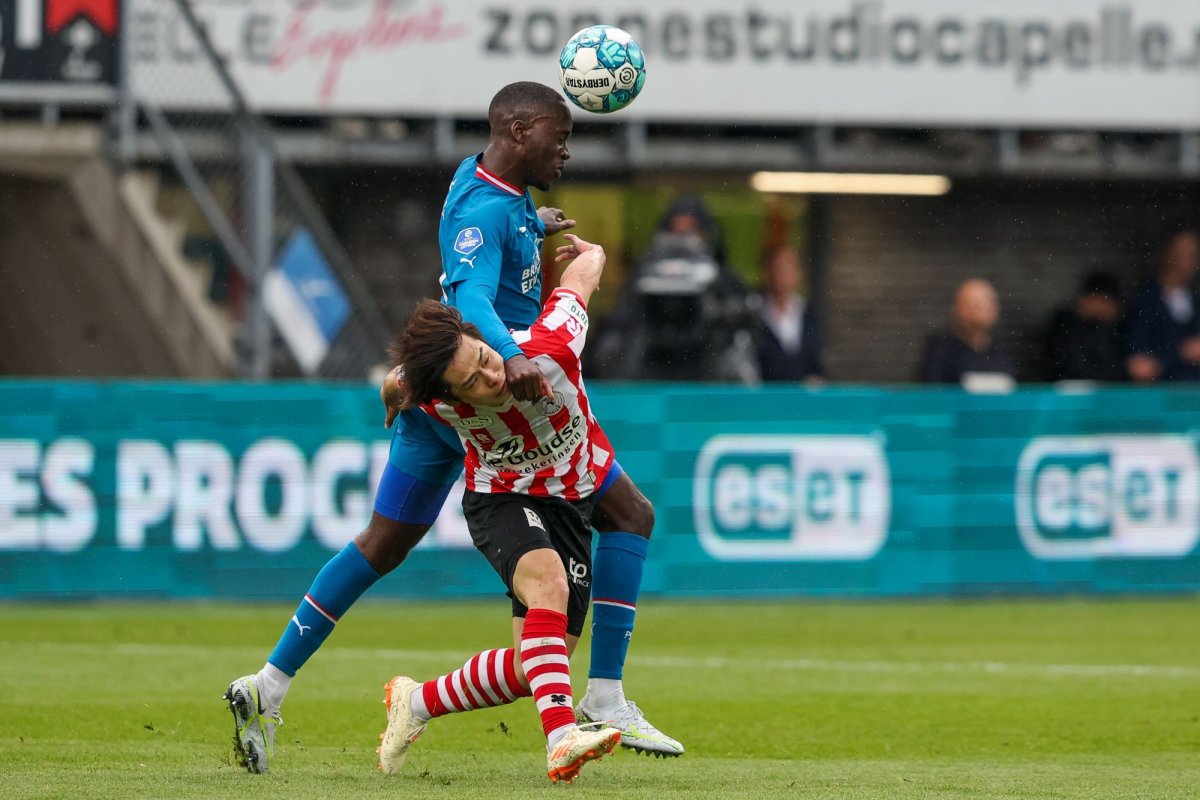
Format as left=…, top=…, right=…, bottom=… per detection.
left=558, top=25, right=646, bottom=114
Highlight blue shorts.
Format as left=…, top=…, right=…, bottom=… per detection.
left=373, top=408, right=625, bottom=526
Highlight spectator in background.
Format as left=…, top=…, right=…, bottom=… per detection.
left=1043, top=270, right=1127, bottom=382
left=1126, top=228, right=1200, bottom=383
left=918, top=278, right=1014, bottom=384
left=754, top=244, right=823, bottom=382
left=659, top=194, right=729, bottom=264
left=591, top=194, right=759, bottom=382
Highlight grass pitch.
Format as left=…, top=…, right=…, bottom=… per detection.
left=2, top=597, right=1198, bottom=799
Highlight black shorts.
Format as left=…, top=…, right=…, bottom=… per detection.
left=461, top=491, right=595, bottom=637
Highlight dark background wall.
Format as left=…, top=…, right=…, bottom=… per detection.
left=326, top=168, right=449, bottom=333
left=324, top=171, right=1200, bottom=385
left=824, top=180, right=1200, bottom=383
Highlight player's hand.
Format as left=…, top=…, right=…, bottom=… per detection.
left=538, top=206, right=576, bottom=235
left=555, top=233, right=599, bottom=263
left=381, top=366, right=405, bottom=428
left=505, top=354, right=552, bottom=401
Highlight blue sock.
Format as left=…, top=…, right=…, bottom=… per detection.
left=267, top=542, right=381, bottom=676
left=589, top=532, right=648, bottom=680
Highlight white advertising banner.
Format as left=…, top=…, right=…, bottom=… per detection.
left=1015, top=435, right=1200, bottom=560
left=129, top=0, right=1200, bottom=128
left=692, top=434, right=890, bottom=561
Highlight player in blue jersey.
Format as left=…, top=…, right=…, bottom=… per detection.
left=224, top=82, right=681, bottom=775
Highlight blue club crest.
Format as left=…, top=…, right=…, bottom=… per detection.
left=454, top=227, right=484, bottom=255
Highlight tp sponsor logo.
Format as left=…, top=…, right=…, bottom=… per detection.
left=568, top=557, right=589, bottom=588
left=693, top=435, right=890, bottom=560
left=1015, top=435, right=1200, bottom=559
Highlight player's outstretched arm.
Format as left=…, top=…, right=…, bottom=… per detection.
left=554, top=234, right=606, bottom=306
left=455, top=281, right=552, bottom=401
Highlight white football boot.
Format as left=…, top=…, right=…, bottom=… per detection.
left=224, top=675, right=282, bottom=774
left=378, top=676, right=427, bottom=775
left=575, top=699, right=684, bottom=758
left=546, top=723, right=621, bottom=783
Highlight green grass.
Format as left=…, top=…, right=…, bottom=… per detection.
left=2, top=598, right=1199, bottom=799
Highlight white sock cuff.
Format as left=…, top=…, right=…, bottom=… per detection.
left=257, top=663, right=292, bottom=714
left=583, top=677, right=625, bottom=712
left=546, top=722, right=576, bottom=749
left=409, top=685, right=431, bottom=722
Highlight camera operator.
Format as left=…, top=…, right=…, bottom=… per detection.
left=591, top=196, right=759, bottom=383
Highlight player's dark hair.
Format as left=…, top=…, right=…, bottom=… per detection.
left=389, top=300, right=483, bottom=409
left=488, top=81, right=565, bottom=125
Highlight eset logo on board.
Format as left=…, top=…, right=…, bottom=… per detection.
left=1015, top=436, right=1200, bottom=559
left=693, top=435, right=890, bottom=561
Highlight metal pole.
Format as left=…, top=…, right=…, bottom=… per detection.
left=242, top=128, right=274, bottom=379
left=113, top=0, right=137, bottom=168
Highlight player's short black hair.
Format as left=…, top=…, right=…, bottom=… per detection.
left=488, top=81, right=566, bottom=122
left=389, top=300, right=483, bottom=409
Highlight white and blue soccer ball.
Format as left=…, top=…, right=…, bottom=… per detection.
left=558, top=25, right=646, bottom=114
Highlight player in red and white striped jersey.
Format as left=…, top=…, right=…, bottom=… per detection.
left=420, top=284, right=611, bottom=499
left=378, top=235, right=622, bottom=784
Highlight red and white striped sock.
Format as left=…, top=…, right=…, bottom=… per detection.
left=416, top=647, right=531, bottom=720
left=520, top=608, right=576, bottom=740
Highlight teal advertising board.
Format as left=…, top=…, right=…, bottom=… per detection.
left=1, top=380, right=1198, bottom=599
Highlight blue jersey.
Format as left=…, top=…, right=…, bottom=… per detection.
left=438, top=155, right=545, bottom=363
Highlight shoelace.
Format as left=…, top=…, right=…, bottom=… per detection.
left=574, top=719, right=614, bottom=733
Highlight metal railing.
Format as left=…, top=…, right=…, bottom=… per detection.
left=115, top=0, right=390, bottom=380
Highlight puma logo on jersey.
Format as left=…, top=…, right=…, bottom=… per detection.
left=459, top=255, right=477, bottom=269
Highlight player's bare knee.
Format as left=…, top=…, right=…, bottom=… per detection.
left=609, top=492, right=655, bottom=539
left=355, top=514, right=430, bottom=575
left=513, top=549, right=571, bottom=611
left=595, top=476, right=655, bottom=539
left=524, top=572, right=570, bottom=611
left=627, top=492, right=655, bottom=539
left=513, top=554, right=568, bottom=609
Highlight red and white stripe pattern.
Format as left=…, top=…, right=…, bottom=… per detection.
left=420, top=647, right=531, bottom=718
left=474, top=163, right=523, bottom=196
left=520, top=608, right=577, bottom=738
left=427, top=288, right=610, bottom=500
left=303, top=593, right=338, bottom=623
left=592, top=597, right=636, bottom=612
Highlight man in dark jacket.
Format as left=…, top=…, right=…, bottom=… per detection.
left=755, top=244, right=824, bottom=382
left=1044, top=270, right=1127, bottom=382
left=1126, top=228, right=1200, bottom=383
left=918, top=278, right=1013, bottom=384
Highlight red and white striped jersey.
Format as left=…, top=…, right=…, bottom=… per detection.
left=423, top=288, right=612, bottom=499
